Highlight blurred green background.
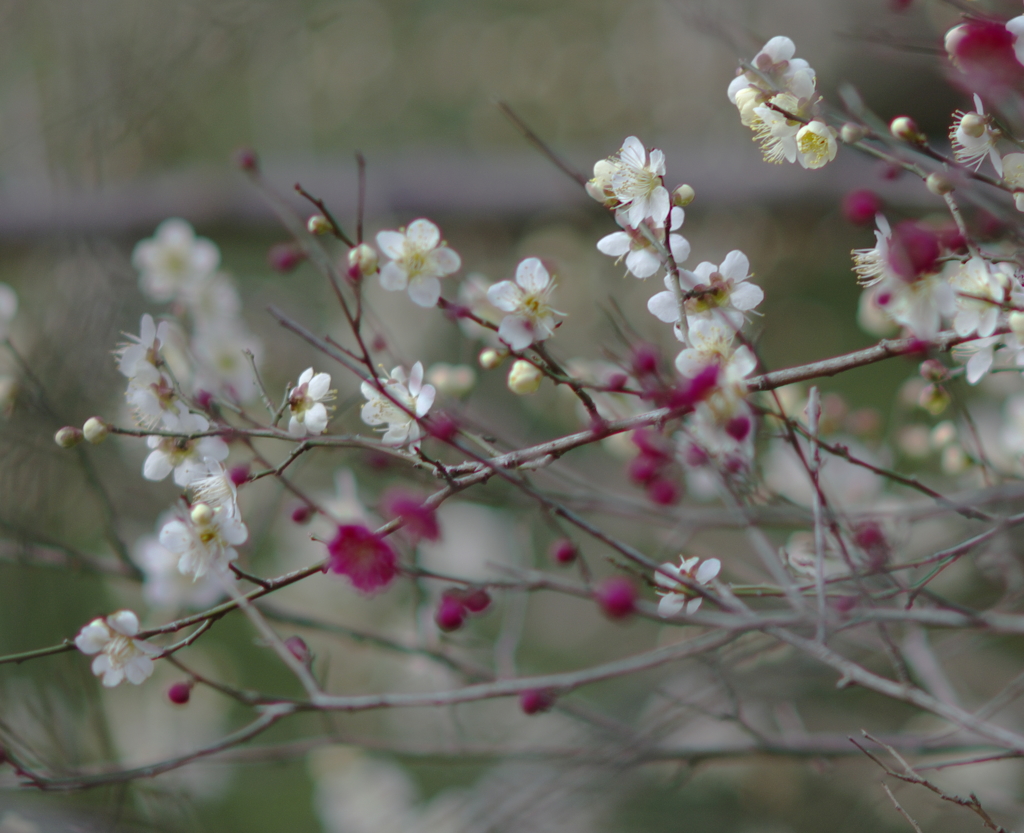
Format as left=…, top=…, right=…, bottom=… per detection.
left=0, top=1, right=1016, bottom=832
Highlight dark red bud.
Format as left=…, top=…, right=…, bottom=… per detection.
left=596, top=576, right=637, bottom=620
left=462, top=589, right=491, bottom=613
left=167, top=682, right=192, bottom=705
left=435, top=595, right=467, bottom=632
left=228, top=465, right=250, bottom=486
left=519, top=688, right=557, bottom=715
left=550, top=538, right=578, bottom=565
left=268, top=243, right=306, bottom=273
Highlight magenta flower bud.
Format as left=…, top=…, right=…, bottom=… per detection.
left=284, top=635, right=311, bottom=665
left=887, top=221, right=940, bottom=281
left=833, top=595, right=858, bottom=614
left=167, top=682, right=192, bottom=705
left=194, top=389, right=214, bottom=410
left=628, top=453, right=662, bottom=486
left=462, top=588, right=491, bottom=613
left=435, top=594, right=467, bottom=632
left=326, top=524, right=398, bottom=593
left=596, top=576, right=637, bottom=620
left=631, top=344, right=659, bottom=375
left=550, top=538, right=578, bottom=565
left=426, top=413, right=459, bottom=442
left=646, top=478, right=681, bottom=506
left=233, top=147, right=259, bottom=171
left=842, top=190, right=882, bottom=226
left=267, top=242, right=306, bottom=273
left=228, top=464, right=250, bottom=487
left=605, top=372, right=628, bottom=391
left=944, top=20, right=1023, bottom=95
left=725, top=415, right=752, bottom=442
left=519, top=688, right=556, bottom=715
left=380, top=488, right=441, bottom=542
left=291, top=504, right=313, bottom=524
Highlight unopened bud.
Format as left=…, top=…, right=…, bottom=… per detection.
left=507, top=360, right=543, bottom=395
left=919, top=359, right=948, bottom=383
left=672, top=184, right=695, bottom=207
left=347, top=243, right=379, bottom=278
left=959, top=112, right=987, bottom=139
left=918, top=383, right=950, bottom=416
left=82, top=417, right=109, bottom=444
left=890, top=116, right=924, bottom=144
left=840, top=122, right=867, bottom=144
left=233, top=147, right=259, bottom=171
left=1010, top=311, right=1024, bottom=339
left=54, top=426, right=83, bottom=448
left=307, top=215, right=331, bottom=235
left=926, top=172, right=954, bottom=195
left=479, top=347, right=506, bottom=370
left=190, top=503, right=214, bottom=526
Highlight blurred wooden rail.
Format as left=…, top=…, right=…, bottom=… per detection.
left=0, top=145, right=932, bottom=238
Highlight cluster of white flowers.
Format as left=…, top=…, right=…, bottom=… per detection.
left=851, top=214, right=1024, bottom=383
left=728, top=37, right=836, bottom=169
left=132, top=219, right=264, bottom=402
left=588, top=137, right=692, bottom=280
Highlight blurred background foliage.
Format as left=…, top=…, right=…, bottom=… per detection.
left=0, top=1, right=1017, bottom=831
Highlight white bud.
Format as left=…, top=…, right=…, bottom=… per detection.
left=347, top=243, right=379, bottom=277
left=959, top=112, right=987, bottom=139
left=479, top=347, right=507, bottom=370
left=82, top=417, right=109, bottom=444
left=1009, top=311, right=1024, bottom=339
left=307, top=215, right=331, bottom=235
left=840, top=123, right=867, bottom=144
left=507, top=360, right=543, bottom=395
left=890, top=116, right=923, bottom=144
left=941, top=444, right=969, bottom=475
left=672, top=184, right=695, bottom=208
left=190, top=503, right=214, bottom=526
left=926, top=172, right=954, bottom=195
left=54, top=426, right=83, bottom=448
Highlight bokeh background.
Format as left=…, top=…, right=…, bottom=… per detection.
left=0, top=1, right=1017, bottom=831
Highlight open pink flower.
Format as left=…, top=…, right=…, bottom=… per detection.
left=380, top=488, right=441, bottom=542
left=326, top=524, right=398, bottom=593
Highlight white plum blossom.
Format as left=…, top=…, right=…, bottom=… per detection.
left=143, top=411, right=229, bottom=486
left=188, top=459, right=242, bottom=517
left=376, top=219, right=461, bottom=308
left=727, top=37, right=817, bottom=107
left=608, top=137, right=671, bottom=227
left=191, top=322, right=264, bottom=401
left=159, top=501, right=248, bottom=580
left=75, top=610, right=161, bottom=687
left=134, top=530, right=228, bottom=609
left=597, top=207, right=690, bottom=279
left=751, top=94, right=804, bottom=164
left=795, top=120, right=838, bottom=169
left=1009, top=15, right=1024, bottom=66
left=655, top=556, right=721, bottom=617
left=132, top=219, right=219, bottom=303
left=648, top=250, right=763, bottom=329
left=851, top=215, right=895, bottom=287
left=884, top=273, right=956, bottom=339
left=360, top=362, right=435, bottom=446
left=950, top=95, right=1002, bottom=176
left=674, top=318, right=757, bottom=381
left=288, top=368, right=334, bottom=437
left=117, top=314, right=170, bottom=382
left=486, top=258, right=564, bottom=350
left=949, top=257, right=1011, bottom=338
left=117, top=314, right=185, bottom=427
left=952, top=335, right=1001, bottom=385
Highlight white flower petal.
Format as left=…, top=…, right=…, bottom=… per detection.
left=408, top=276, right=442, bottom=307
